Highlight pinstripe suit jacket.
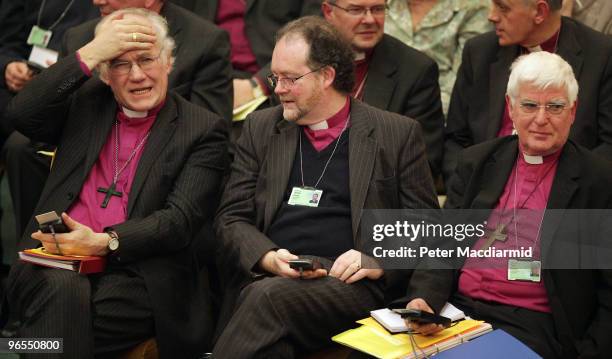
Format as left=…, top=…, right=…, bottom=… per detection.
left=364, top=34, right=444, bottom=177
left=215, top=99, right=439, bottom=300
left=4, top=54, right=228, bottom=358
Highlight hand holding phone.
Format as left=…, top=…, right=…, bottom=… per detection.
left=392, top=308, right=452, bottom=328
left=288, top=258, right=324, bottom=279
left=288, top=258, right=322, bottom=271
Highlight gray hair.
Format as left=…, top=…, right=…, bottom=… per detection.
left=506, top=52, right=578, bottom=106
left=96, top=8, right=175, bottom=76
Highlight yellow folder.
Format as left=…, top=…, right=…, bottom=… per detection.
left=332, top=318, right=490, bottom=359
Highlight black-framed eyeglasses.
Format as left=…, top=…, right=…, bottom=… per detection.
left=267, top=65, right=327, bottom=89
left=327, top=2, right=387, bottom=17
left=518, top=100, right=567, bottom=115
left=109, top=53, right=162, bottom=75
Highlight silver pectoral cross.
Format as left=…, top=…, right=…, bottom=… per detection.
left=480, top=223, right=508, bottom=250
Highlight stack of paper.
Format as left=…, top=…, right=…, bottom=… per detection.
left=370, top=309, right=410, bottom=333
left=332, top=317, right=492, bottom=359
left=232, top=95, right=269, bottom=121
left=439, top=302, right=466, bottom=321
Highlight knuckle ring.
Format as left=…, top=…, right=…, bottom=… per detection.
left=51, top=232, right=63, bottom=256
left=132, top=32, right=137, bottom=41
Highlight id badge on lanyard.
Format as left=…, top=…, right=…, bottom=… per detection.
left=27, top=25, right=52, bottom=48
left=507, top=259, right=541, bottom=282
left=288, top=187, right=323, bottom=208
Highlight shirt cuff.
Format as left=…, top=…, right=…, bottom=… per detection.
left=75, top=51, right=92, bottom=77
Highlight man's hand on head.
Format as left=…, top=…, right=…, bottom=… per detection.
left=5, top=62, right=34, bottom=92
left=258, top=249, right=327, bottom=279
left=77, top=12, right=157, bottom=71
left=31, top=213, right=110, bottom=256
left=329, top=249, right=384, bottom=284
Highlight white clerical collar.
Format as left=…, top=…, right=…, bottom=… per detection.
left=122, top=107, right=147, bottom=119
left=523, top=152, right=544, bottom=164
left=308, top=120, right=329, bottom=130
left=527, top=45, right=543, bottom=53
left=354, top=51, right=366, bottom=61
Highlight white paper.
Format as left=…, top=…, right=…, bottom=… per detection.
left=439, top=302, right=466, bottom=322
left=370, top=308, right=408, bottom=333
left=28, top=45, right=58, bottom=68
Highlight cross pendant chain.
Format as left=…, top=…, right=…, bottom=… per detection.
left=98, top=119, right=151, bottom=208
left=480, top=223, right=508, bottom=250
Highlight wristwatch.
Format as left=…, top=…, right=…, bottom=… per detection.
left=106, top=230, right=119, bottom=252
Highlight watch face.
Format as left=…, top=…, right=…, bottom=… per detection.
left=108, top=238, right=119, bottom=251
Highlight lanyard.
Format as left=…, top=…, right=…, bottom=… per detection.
left=37, top=0, right=76, bottom=31
left=298, top=116, right=350, bottom=188
left=511, top=159, right=555, bottom=251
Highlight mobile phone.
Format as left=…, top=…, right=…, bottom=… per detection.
left=35, top=211, right=68, bottom=233
left=392, top=308, right=452, bottom=328
left=288, top=258, right=321, bottom=271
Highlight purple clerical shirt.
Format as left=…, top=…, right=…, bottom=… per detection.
left=302, top=97, right=350, bottom=152
left=351, top=52, right=372, bottom=100
left=457, top=146, right=561, bottom=313
left=215, top=0, right=259, bottom=74
left=67, top=105, right=161, bottom=233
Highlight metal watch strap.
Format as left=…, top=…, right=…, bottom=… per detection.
left=106, top=230, right=119, bottom=252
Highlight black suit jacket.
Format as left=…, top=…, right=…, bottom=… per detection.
left=175, top=0, right=321, bottom=80
left=4, top=54, right=228, bottom=358
left=61, top=2, right=233, bottom=121
left=443, top=17, right=612, bottom=182
left=0, top=0, right=98, bottom=136
left=364, top=34, right=444, bottom=177
left=215, top=99, right=439, bottom=301
left=411, top=137, right=612, bottom=358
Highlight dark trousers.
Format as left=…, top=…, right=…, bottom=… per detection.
left=452, top=294, right=565, bottom=358
left=213, top=274, right=384, bottom=359
left=5, top=262, right=155, bottom=359
left=4, top=132, right=52, bottom=238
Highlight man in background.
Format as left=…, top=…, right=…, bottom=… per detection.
left=323, top=0, right=444, bottom=177
left=443, top=0, right=612, bottom=183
